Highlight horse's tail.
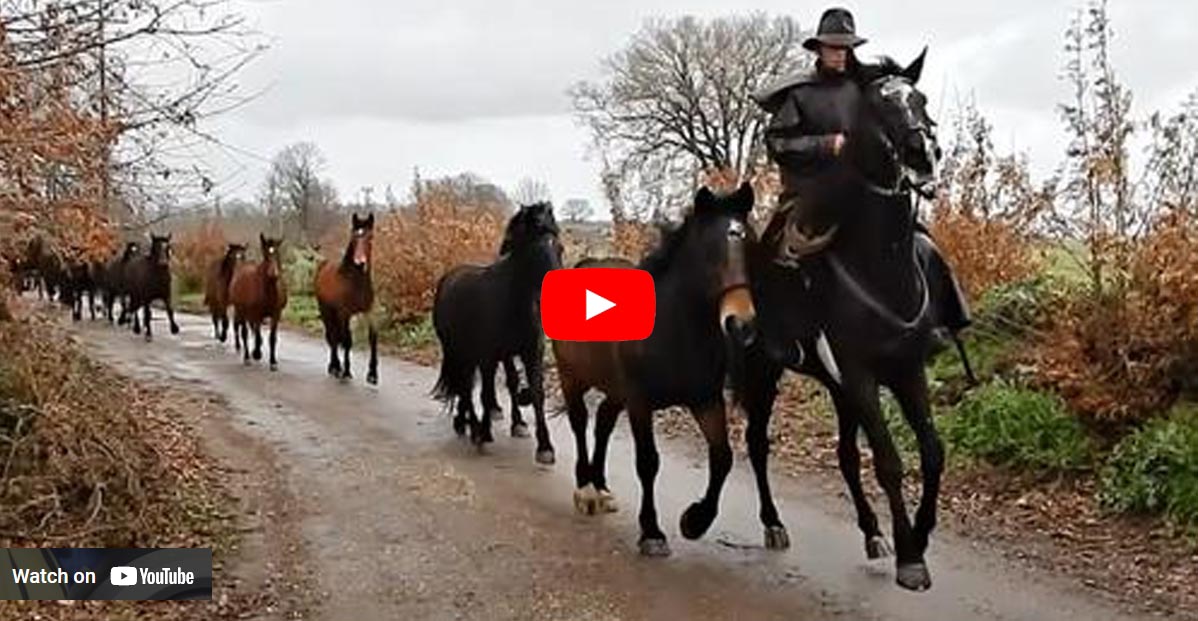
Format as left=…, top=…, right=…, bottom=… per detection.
left=431, top=344, right=473, bottom=404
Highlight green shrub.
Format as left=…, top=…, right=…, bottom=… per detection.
left=941, top=382, right=1092, bottom=471
left=1099, top=408, right=1198, bottom=527
left=284, top=246, right=322, bottom=296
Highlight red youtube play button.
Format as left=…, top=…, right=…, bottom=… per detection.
left=541, top=268, right=655, bottom=341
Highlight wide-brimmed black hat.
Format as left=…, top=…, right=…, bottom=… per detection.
left=802, top=8, right=868, bottom=51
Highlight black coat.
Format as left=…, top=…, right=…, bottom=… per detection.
left=755, top=64, right=863, bottom=201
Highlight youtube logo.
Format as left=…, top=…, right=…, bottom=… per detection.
left=110, top=566, right=137, bottom=586
left=541, top=268, right=655, bottom=341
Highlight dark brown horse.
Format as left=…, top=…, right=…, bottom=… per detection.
left=432, top=203, right=562, bottom=462
left=551, top=183, right=758, bottom=555
left=740, top=52, right=946, bottom=591
left=99, top=241, right=140, bottom=324
left=203, top=243, right=247, bottom=343
left=315, top=213, right=378, bottom=384
left=229, top=235, right=288, bottom=369
left=125, top=235, right=180, bottom=341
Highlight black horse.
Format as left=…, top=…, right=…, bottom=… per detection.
left=63, top=260, right=97, bottom=321
left=552, top=183, right=759, bottom=556
left=741, top=51, right=946, bottom=591
left=125, top=234, right=180, bottom=341
left=432, top=203, right=562, bottom=463
left=100, top=241, right=141, bottom=324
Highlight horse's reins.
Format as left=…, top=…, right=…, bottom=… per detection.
left=828, top=128, right=932, bottom=332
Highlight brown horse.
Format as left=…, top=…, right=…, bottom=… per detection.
left=314, top=213, right=378, bottom=384
left=551, top=183, right=758, bottom=556
left=204, top=243, right=247, bottom=343
left=229, top=235, right=288, bottom=369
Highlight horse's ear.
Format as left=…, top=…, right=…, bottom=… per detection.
left=259, top=232, right=267, bottom=247
left=695, top=187, right=717, bottom=214
left=732, top=181, right=755, bottom=214
left=903, top=46, right=928, bottom=83
left=365, top=212, right=374, bottom=228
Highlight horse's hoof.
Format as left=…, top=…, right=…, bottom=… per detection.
left=510, top=422, right=530, bottom=438
left=764, top=525, right=791, bottom=550
left=366, top=371, right=378, bottom=385
left=491, top=408, right=505, bottom=421
left=252, top=350, right=262, bottom=361
left=596, top=489, right=619, bottom=513
left=327, top=363, right=339, bottom=377
left=170, top=324, right=180, bottom=335
left=638, top=537, right=671, bottom=557
left=144, top=334, right=153, bottom=343
left=866, top=535, right=893, bottom=560
left=535, top=448, right=556, bottom=465
left=341, top=369, right=353, bottom=380
left=896, top=562, right=932, bottom=592
left=680, top=501, right=716, bottom=540
left=573, top=484, right=599, bottom=516
left=269, top=362, right=278, bottom=372
left=452, top=417, right=467, bottom=436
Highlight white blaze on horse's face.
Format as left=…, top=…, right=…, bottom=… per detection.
left=717, top=216, right=756, bottom=338
left=877, top=77, right=940, bottom=192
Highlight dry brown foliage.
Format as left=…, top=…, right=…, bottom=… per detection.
left=373, top=183, right=506, bottom=321
left=1032, top=210, right=1198, bottom=424
left=174, top=219, right=229, bottom=294
left=0, top=22, right=119, bottom=316
left=0, top=315, right=229, bottom=548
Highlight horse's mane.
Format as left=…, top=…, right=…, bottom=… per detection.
left=638, top=216, right=691, bottom=276
left=857, top=55, right=904, bottom=84
left=501, top=202, right=559, bottom=254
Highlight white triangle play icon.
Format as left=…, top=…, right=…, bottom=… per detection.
left=585, top=289, right=616, bottom=320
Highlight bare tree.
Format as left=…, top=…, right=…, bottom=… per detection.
left=512, top=177, right=552, bottom=205
left=267, top=142, right=335, bottom=243
left=2, top=0, right=266, bottom=218
left=1143, top=91, right=1198, bottom=216
left=560, top=198, right=594, bottom=222
left=1056, top=0, right=1137, bottom=297
left=571, top=13, right=806, bottom=217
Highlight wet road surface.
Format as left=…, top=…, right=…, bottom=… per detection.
left=73, top=313, right=1148, bottom=621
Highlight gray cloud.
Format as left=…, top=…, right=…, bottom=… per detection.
left=207, top=0, right=1198, bottom=208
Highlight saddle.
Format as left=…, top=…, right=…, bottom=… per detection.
left=764, top=196, right=840, bottom=268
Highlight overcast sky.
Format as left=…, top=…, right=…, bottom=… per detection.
left=200, top=0, right=1198, bottom=214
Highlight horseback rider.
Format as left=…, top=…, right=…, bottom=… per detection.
left=752, top=7, right=972, bottom=340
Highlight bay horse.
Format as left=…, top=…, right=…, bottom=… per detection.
left=204, top=243, right=247, bottom=343
left=740, top=51, right=945, bottom=591
left=432, top=202, right=562, bottom=463
left=552, top=183, right=758, bottom=556
left=229, top=234, right=288, bottom=369
left=125, top=234, right=180, bottom=341
left=315, top=213, right=378, bottom=384
left=100, top=241, right=140, bottom=324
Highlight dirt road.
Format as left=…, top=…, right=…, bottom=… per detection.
left=72, top=313, right=1151, bottom=621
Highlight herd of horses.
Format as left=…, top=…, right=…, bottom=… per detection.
left=11, top=52, right=950, bottom=593
left=13, top=215, right=378, bottom=381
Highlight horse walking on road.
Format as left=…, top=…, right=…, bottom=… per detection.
left=432, top=202, right=562, bottom=463
left=315, top=213, right=378, bottom=384
left=100, top=241, right=140, bottom=324
left=741, top=51, right=946, bottom=591
left=204, top=243, right=247, bottom=343
left=551, top=183, right=758, bottom=555
left=229, top=235, right=288, bottom=370
left=125, top=235, right=180, bottom=341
